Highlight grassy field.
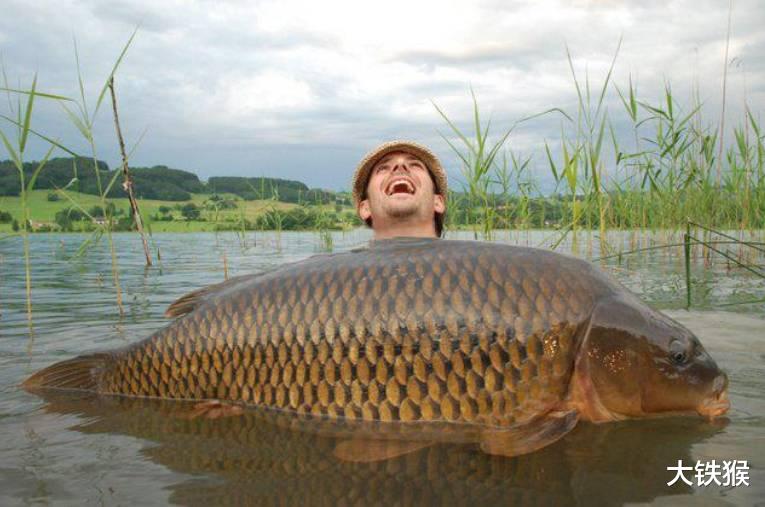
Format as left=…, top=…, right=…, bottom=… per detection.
left=0, top=190, right=306, bottom=233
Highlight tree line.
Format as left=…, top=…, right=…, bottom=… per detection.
left=0, top=157, right=339, bottom=204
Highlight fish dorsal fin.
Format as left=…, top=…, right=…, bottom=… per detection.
left=480, top=410, right=579, bottom=458
left=165, top=254, right=339, bottom=318
left=333, top=439, right=433, bottom=462
left=164, top=274, right=256, bottom=318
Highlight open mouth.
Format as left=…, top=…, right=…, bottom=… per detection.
left=698, top=390, right=730, bottom=419
left=384, top=178, right=416, bottom=196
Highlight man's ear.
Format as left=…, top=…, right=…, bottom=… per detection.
left=358, top=199, right=372, bottom=221
left=433, top=194, right=445, bottom=214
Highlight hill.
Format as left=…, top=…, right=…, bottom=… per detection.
left=207, top=176, right=334, bottom=203
left=0, top=157, right=341, bottom=204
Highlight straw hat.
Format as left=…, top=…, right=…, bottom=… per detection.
left=352, top=140, right=448, bottom=207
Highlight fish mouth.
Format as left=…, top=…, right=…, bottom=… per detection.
left=698, top=390, right=730, bottom=419
left=384, top=177, right=416, bottom=196
left=698, top=374, right=730, bottom=419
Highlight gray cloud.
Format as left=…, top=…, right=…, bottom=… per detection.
left=89, top=0, right=177, bottom=33
left=0, top=0, right=762, bottom=192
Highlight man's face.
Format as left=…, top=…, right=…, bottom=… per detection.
left=358, top=151, right=445, bottom=227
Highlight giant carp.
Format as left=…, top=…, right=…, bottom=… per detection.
left=24, top=238, right=730, bottom=461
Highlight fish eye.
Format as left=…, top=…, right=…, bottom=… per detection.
left=669, top=340, right=688, bottom=365
left=671, top=351, right=687, bottom=364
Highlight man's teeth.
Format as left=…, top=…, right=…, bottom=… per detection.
left=387, top=179, right=415, bottom=195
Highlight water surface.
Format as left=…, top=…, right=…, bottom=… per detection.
left=1, top=230, right=763, bottom=505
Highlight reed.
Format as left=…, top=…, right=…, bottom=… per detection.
left=263, top=183, right=284, bottom=251
left=1, top=32, right=141, bottom=316
left=237, top=199, right=250, bottom=249
left=434, top=44, right=764, bottom=312
left=438, top=42, right=764, bottom=239
left=56, top=33, right=140, bottom=315
left=314, top=199, right=335, bottom=253
left=108, top=75, right=152, bottom=266
left=434, top=90, right=513, bottom=240
left=0, top=73, right=60, bottom=325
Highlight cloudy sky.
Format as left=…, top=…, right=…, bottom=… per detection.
left=1, top=0, right=763, bottom=191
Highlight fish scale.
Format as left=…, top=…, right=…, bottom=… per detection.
left=80, top=240, right=600, bottom=431
left=27, top=239, right=640, bottom=452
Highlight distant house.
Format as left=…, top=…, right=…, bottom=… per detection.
left=93, top=217, right=108, bottom=226
left=30, top=221, right=55, bottom=232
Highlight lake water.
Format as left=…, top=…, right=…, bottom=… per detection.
left=1, top=229, right=763, bottom=506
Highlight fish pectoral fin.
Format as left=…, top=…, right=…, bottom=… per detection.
left=179, top=400, right=245, bottom=420
left=333, top=438, right=433, bottom=463
left=480, top=410, right=579, bottom=458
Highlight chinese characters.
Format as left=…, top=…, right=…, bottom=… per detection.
left=667, top=460, right=749, bottom=487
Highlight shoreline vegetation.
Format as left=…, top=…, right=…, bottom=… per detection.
left=1, top=48, right=763, bottom=236
left=0, top=186, right=362, bottom=234
left=1, top=31, right=764, bottom=321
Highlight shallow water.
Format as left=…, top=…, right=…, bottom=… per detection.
left=1, top=230, right=763, bottom=506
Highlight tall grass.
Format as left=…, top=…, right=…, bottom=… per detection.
left=1, top=31, right=139, bottom=317
left=0, top=74, right=64, bottom=324
left=438, top=43, right=764, bottom=242
left=434, top=90, right=561, bottom=240
left=259, top=180, right=284, bottom=251
left=55, top=33, right=140, bottom=315
left=434, top=90, right=511, bottom=241
left=312, top=195, right=335, bottom=252
left=237, top=199, right=250, bottom=249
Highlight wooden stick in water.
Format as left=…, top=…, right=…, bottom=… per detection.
left=108, top=76, right=153, bottom=267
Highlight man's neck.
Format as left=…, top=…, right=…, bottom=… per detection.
left=373, top=222, right=437, bottom=240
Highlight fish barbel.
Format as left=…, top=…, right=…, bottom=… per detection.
left=24, top=238, right=730, bottom=460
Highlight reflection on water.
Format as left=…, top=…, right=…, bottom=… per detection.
left=1, top=230, right=763, bottom=505
left=26, top=391, right=725, bottom=506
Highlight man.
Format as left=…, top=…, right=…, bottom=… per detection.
left=352, top=140, right=448, bottom=239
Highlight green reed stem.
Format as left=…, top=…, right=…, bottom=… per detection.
left=0, top=73, right=62, bottom=326
left=684, top=222, right=692, bottom=309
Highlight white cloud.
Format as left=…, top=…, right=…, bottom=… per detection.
left=220, top=72, right=316, bottom=114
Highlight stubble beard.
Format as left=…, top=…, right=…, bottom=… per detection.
left=382, top=198, right=422, bottom=220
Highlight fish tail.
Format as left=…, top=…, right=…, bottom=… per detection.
left=22, top=353, right=110, bottom=392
